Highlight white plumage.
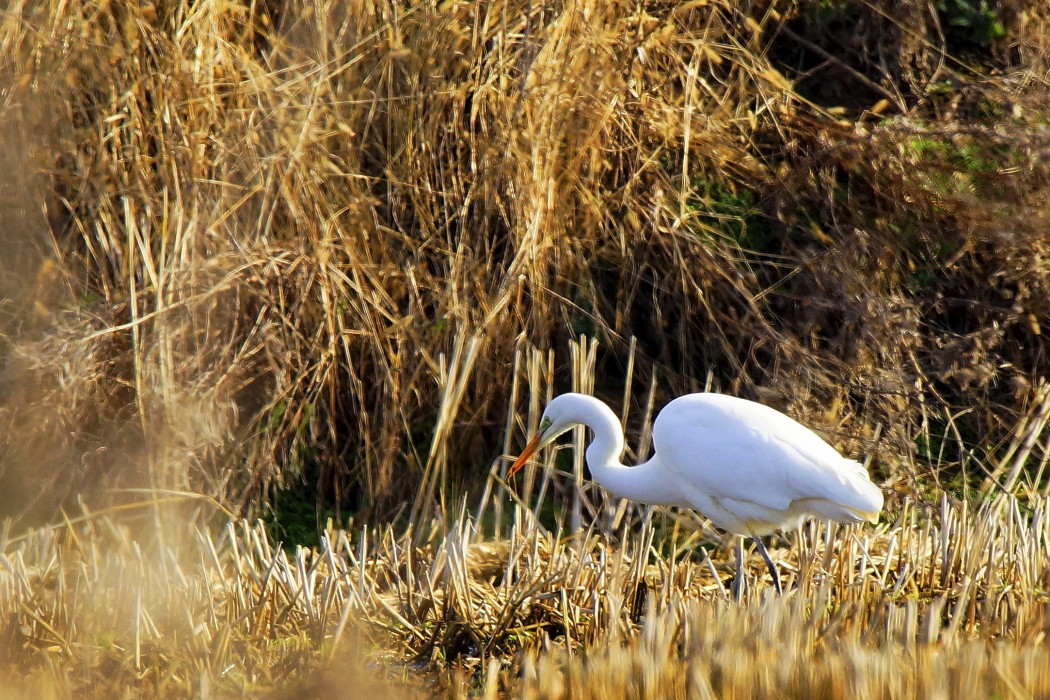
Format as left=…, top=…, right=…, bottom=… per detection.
left=510, top=392, right=883, bottom=595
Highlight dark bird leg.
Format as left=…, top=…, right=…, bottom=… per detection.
left=752, top=535, right=783, bottom=594
left=731, top=536, right=747, bottom=601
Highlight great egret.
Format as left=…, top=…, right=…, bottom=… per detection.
left=509, top=392, right=883, bottom=597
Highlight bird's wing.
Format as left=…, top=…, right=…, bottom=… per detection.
left=652, top=394, right=879, bottom=514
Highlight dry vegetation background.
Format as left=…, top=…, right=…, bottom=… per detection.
left=1, top=0, right=1050, bottom=696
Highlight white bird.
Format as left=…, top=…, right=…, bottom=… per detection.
left=509, top=392, right=883, bottom=596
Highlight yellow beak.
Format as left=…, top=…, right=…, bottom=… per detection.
left=508, top=433, right=542, bottom=478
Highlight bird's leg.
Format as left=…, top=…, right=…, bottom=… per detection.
left=731, top=536, right=747, bottom=601
left=752, top=535, right=783, bottom=595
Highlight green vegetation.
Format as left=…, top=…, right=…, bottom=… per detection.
left=936, top=0, right=1006, bottom=46
left=687, top=181, right=777, bottom=254
left=1, top=0, right=1049, bottom=696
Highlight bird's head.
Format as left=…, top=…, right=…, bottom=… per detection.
left=507, top=396, right=581, bottom=478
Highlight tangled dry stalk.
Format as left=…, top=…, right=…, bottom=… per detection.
left=1, top=0, right=1048, bottom=523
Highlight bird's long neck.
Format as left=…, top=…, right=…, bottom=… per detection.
left=582, top=403, right=626, bottom=476
left=573, top=396, right=678, bottom=507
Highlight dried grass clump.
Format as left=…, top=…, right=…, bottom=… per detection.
left=0, top=0, right=1048, bottom=522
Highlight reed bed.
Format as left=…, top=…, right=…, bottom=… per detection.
left=1, top=0, right=1048, bottom=526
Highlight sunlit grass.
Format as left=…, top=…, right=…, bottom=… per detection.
left=1, top=488, right=1048, bottom=697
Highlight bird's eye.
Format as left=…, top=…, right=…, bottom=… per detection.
left=539, top=417, right=552, bottom=432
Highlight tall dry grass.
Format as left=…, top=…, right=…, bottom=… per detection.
left=0, top=0, right=1048, bottom=525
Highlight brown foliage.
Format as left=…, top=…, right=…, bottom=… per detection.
left=0, top=0, right=1048, bottom=524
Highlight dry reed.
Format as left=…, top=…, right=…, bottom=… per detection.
left=0, top=0, right=1048, bottom=524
